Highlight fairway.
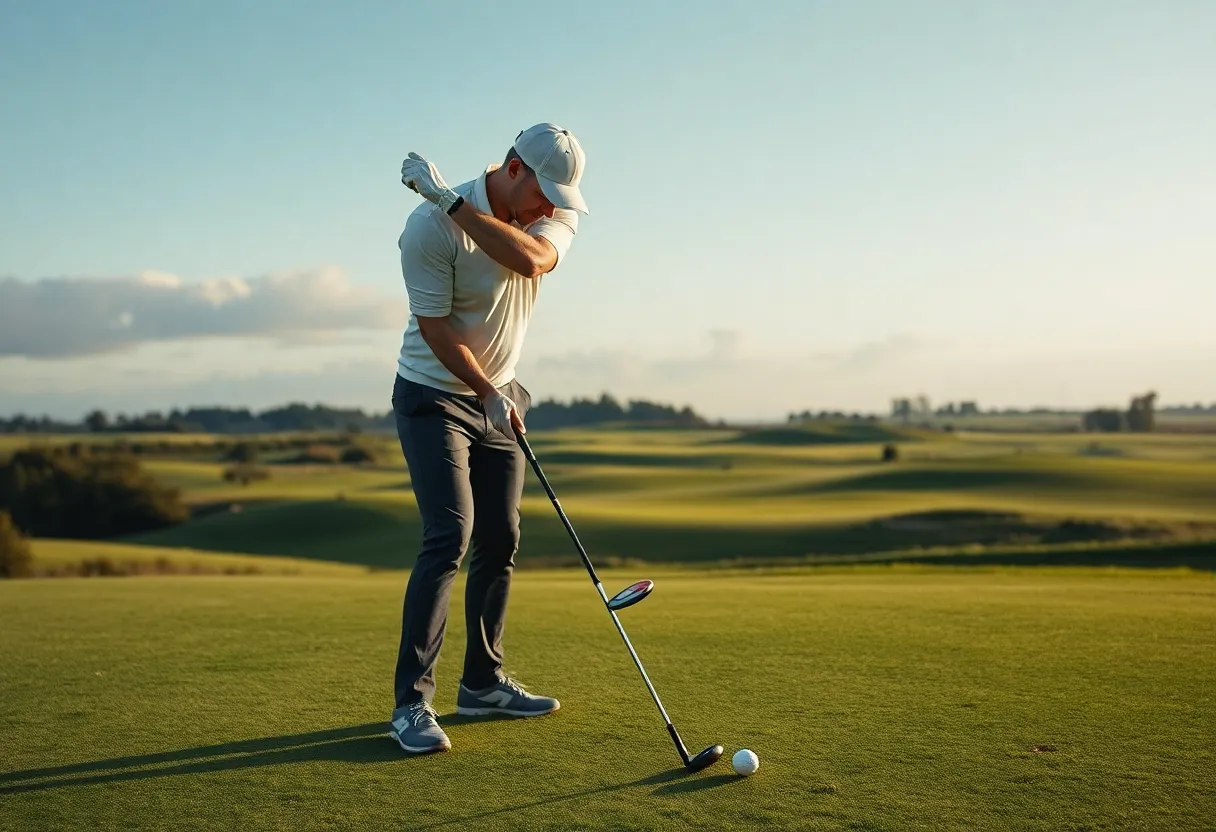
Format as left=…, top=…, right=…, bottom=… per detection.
left=87, top=427, right=1216, bottom=572
left=2, top=568, right=1213, bottom=831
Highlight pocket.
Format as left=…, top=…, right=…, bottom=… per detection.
left=393, top=380, right=432, bottom=419
left=511, top=380, right=533, bottom=417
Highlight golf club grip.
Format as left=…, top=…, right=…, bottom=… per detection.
left=515, top=431, right=602, bottom=585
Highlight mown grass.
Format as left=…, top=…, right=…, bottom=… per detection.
left=98, top=428, right=1216, bottom=570
left=1, top=568, right=1213, bottom=831
left=6, top=426, right=1216, bottom=572
left=4, top=426, right=1215, bottom=829
left=25, top=539, right=368, bottom=578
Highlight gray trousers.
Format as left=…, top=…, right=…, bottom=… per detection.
left=390, top=373, right=532, bottom=713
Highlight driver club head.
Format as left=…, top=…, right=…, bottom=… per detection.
left=686, top=744, right=725, bottom=773
left=606, top=579, right=654, bottom=611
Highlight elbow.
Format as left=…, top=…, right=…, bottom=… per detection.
left=506, top=252, right=546, bottom=278
left=520, top=252, right=555, bottom=279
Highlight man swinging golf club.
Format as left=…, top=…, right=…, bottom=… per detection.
left=388, top=123, right=589, bottom=754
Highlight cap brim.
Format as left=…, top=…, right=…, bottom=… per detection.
left=537, top=176, right=589, bottom=215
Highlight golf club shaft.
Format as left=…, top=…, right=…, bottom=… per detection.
left=598, top=585, right=688, bottom=760
left=517, top=432, right=691, bottom=766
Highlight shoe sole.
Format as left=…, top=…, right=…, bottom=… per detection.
left=388, top=731, right=451, bottom=755
left=455, top=702, right=560, bottom=718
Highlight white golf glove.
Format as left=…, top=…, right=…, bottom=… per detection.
left=483, top=390, right=524, bottom=437
left=401, top=152, right=462, bottom=213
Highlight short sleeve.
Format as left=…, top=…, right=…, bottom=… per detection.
left=529, top=207, right=579, bottom=266
left=399, top=209, right=457, bottom=317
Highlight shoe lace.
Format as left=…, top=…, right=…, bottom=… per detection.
left=502, top=676, right=529, bottom=696
left=408, top=700, right=439, bottom=726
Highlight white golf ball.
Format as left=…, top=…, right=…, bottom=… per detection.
left=732, top=748, right=759, bottom=776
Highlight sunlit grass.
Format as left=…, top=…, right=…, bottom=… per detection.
left=2, top=569, right=1212, bottom=830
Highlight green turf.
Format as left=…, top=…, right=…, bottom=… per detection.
left=115, top=429, right=1216, bottom=570
left=1, top=568, right=1213, bottom=831
left=726, top=422, right=923, bottom=445
left=26, top=539, right=369, bottom=578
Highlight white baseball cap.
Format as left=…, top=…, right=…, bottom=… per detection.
left=513, top=123, right=589, bottom=214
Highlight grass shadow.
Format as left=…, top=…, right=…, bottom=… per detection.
left=794, top=467, right=1079, bottom=495
left=0, top=722, right=389, bottom=792
left=652, top=772, right=739, bottom=794
left=888, top=539, right=1216, bottom=570
left=127, top=499, right=420, bottom=569
left=1, top=723, right=734, bottom=829
left=434, top=712, right=523, bottom=727
left=411, top=767, right=701, bottom=830
left=529, top=450, right=733, bottom=468
left=722, top=424, right=916, bottom=446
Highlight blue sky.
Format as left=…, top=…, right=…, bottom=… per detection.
left=2, top=0, right=1213, bottom=420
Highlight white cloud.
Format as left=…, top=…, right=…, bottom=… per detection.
left=0, top=267, right=406, bottom=359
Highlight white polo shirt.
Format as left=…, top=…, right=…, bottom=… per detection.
left=395, top=165, right=578, bottom=394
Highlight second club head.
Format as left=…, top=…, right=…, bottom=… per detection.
left=607, top=579, right=654, bottom=611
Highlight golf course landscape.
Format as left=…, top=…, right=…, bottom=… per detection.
left=2, top=424, right=1214, bottom=830
left=8, top=2, right=1216, bottom=828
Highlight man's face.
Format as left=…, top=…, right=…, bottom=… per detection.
left=508, top=160, right=557, bottom=226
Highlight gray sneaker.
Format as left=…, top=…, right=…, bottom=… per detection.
left=456, top=676, right=561, bottom=717
left=388, top=701, right=451, bottom=754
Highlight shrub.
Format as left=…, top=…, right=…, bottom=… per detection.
left=0, top=510, right=33, bottom=578
left=224, top=441, right=260, bottom=463
left=881, top=443, right=899, bottom=462
left=292, top=445, right=341, bottom=464
left=1082, top=408, right=1124, bottom=432
left=339, top=445, right=377, bottom=464
left=222, top=464, right=271, bottom=486
left=0, top=447, right=189, bottom=539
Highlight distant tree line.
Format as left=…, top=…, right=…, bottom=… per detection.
left=885, top=395, right=1216, bottom=422
left=0, top=405, right=393, bottom=435
left=1160, top=403, right=1216, bottom=414
left=526, top=394, right=712, bottom=430
left=73, top=404, right=396, bottom=435
left=888, top=397, right=981, bottom=424
left=0, top=414, right=81, bottom=434
left=787, top=410, right=880, bottom=423
left=1083, top=392, right=1158, bottom=433
left=4, top=392, right=1211, bottom=437
left=2, top=395, right=713, bottom=434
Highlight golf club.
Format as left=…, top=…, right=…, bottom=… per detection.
left=515, top=429, right=724, bottom=773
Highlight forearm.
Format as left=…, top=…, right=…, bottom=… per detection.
left=417, top=317, right=497, bottom=399
left=449, top=201, right=551, bottom=277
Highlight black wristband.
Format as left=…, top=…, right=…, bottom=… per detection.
left=446, top=195, right=465, bottom=215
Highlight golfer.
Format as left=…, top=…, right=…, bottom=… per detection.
left=388, top=123, right=589, bottom=754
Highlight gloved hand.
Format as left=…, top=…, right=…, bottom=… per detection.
left=483, top=389, right=525, bottom=438
left=401, top=152, right=462, bottom=213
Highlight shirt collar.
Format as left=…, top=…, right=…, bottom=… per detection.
left=471, top=165, right=495, bottom=215
left=470, top=164, right=524, bottom=228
